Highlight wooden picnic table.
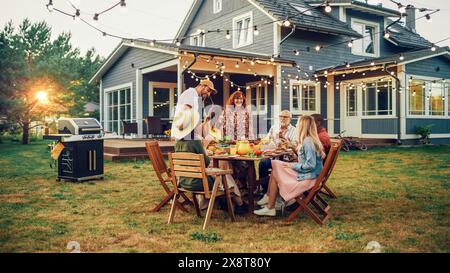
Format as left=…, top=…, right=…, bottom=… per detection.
left=210, top=151, right=294, bottom=212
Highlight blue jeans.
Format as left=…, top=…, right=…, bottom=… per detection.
left=258, top=158, right=272, bottom=194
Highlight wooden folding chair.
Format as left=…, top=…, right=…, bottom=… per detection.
left=287, top=141, right=341, bottom=225
left=145, top=141, right=191, bottom=212
left=167, top=152, right=235, bottom=230
left=319, top=139, right=343, bottom=199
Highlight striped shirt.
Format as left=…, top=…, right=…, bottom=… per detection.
left=265, top=124, right=297, bottom=146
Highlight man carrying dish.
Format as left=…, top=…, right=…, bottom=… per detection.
left=257, top=110, right=297, bottom=201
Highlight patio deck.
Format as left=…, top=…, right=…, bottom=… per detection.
left=104, top=139, right=174, bottom=161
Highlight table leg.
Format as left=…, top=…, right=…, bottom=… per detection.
left=247, top=163, right=256, bottom=212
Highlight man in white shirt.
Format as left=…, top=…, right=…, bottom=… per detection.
left=172, top=79, right=217, bottom=140
left=258, top=110, right=297, bottom=197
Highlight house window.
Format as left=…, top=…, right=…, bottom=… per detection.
left=429, top=82, right=445, bottom=116
left=232, top=12, right=253, bottom=48
left=106, top=87, right=131, bottom=134
left=351, top=20, right=378, bottom=57
left=408, top=79, right=426, bottom=115
left=191, top=33, right=205, bottom=47
left=149, top=82, right=177, bottom=120
left=346, top=86, right=357, bottom=117
left=408, top=79, right=448, bottom=116
left=246, top=82, right=267, bottom=115
left=290, top=83, right=317, bottom=113
left=213, top=0, right=222, bottom=14
left=363, top=81, right=393, bottom=116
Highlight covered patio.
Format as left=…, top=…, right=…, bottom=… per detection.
left=93, top=40, right=295, bottom=140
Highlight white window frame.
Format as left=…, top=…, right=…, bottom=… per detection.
left=190, top=32, right=205, bottom=47
left=104, top=82, right=133, bottom=134
left=246, top=81, right=268, bottom=115
left=351, top=18, right=380, bottom=58
left=232, top=11, right=254, bottom=49
left=289, top=80, right=321, bottom=115
left=213, top=0, right=222, bottom=14
left=406, top=74, right=450, bottom=119
left=362, top=80, right=394, bottom=117
left=148, top=82, right=178, bottom=120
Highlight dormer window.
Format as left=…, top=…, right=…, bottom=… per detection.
left=232, top=11, right=254, bottom=48
left=213, top=0, right=222, bottom=14
left=351, top=19, right=379, bottom=57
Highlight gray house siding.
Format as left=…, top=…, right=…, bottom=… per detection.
left=102, top=47, right=175, bottom=122
left=184, top=0, right=274, bottom=55
left=405, top=55, right=450, bottom=78
left=406, top=119, right=450, bottom=134
left=362, top=119, right=398, bottom=134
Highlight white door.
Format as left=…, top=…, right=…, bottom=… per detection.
left=342, top=85, right=362, bottom=137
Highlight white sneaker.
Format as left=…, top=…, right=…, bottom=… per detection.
left=253, top=206, right=276, bottom=216
left=257, top=194, right=269, bottom=206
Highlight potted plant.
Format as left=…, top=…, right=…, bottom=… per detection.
left=415, top=124, right=434, bottom=144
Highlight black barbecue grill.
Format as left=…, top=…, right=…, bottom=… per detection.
left=44, top=118, right=104, bottom=182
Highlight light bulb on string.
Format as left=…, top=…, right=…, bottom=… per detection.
left=383, top=31, right=390, bottom=39
left=431, top=44, right=437, bottom=52
left=325, top=1, right=332, bottom=13
left=225, top=30, right=231, bottom=39
left=46, top=0, right=53, bottom=12
left=315, top=45, right=321, bottom=52
left=399, top=54, right=404, bottom=61
left=283, top=20, right=291, bottom=27
left=175, top=39, right=181, bottom=47
left=347, top=40, right=353, bottom=48
left=120, top=0, right=128, bottom=13
left=253, top=26, right=259, bottom=36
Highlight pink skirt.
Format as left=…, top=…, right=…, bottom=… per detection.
left=271, top=160, right=316, bottom=202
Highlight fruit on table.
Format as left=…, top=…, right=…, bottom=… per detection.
left=254, top=149, right=262, bottom=156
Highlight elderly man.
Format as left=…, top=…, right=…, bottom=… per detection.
left=257, top=110, right=297, bottom=202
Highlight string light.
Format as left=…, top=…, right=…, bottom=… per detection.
left=150, top=40, right=155, bottom=47
left=325, top=1, right=332, bottom=13
left=431, top=44, right=437, bottom=51
left=175, top=39, right=181, bottom=47
left=294, top=49, right=300, bottom=56
left=253, top=26, right=259, bottom=36
left=383, top=31, right=390, bottom=39
left=315, top=45, right=321, bottom=52
left=46, top=0, right=53, bottom=12
left=399, top=54, right=404, bottom=61
left=225, top=30, right=231, bottom=39
left=347, top=40, right=353, bottom=48
left=425, top=14, right=432, bottom=22
left=283, top=20, right=291, bottom=27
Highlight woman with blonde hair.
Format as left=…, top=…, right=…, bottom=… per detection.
left=254, top=115, right=324, bottom=216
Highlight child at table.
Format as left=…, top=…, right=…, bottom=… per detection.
left=254, top=115, right=324, bottom=216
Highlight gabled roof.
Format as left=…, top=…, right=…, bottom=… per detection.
left=316, top=46, right=450, bottom=73
left=176, top=0, right=362, bottom=40
left=305, top=0, right=401, bottom=17
left=253, top=0, right=362, bottom=37
left=386, top=20, right=433, bottom=49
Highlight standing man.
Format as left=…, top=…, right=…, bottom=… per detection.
left=257, top=110, right=297, bottom=205
left=171, top=79, right=217, bottom=140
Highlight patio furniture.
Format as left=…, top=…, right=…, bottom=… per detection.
left=168, top=152, right=235, bottom=230
left=211, top=150, right=293, bottom=212
left=319, top=139, right=343, bottom=199
left=145, top=116, right=162, bottom=139
left=120, top=120, right=137, bottom=139
left=145, top=141, right=191, bottom=212
left=286, top=141, right=341, bottom=225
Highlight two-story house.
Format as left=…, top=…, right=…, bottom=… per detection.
left=90, top=0, right=450, bottom=144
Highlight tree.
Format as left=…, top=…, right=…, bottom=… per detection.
left=0, top=19, right=102, bottom=144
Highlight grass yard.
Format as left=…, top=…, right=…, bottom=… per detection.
left=0, top=140, right=449, bottom=253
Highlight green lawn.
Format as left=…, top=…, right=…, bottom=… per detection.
left=0, top=140, right=449, bottom=253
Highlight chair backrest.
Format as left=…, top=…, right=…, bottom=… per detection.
left=305, top=141, right=340, bottom=202
left=121, top=120, right=138, bottom=134
left=145, top=141, right=170, bottom=184
left=322, top=139, right=342, bottom=185
left=168, top=152, right=212, bottom=198
left=145, top=116, right=162, bottom=135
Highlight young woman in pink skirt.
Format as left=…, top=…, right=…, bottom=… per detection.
left=254, top=115, right=324, bottom=216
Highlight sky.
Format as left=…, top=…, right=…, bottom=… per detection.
left=1, top=0, right=449, bottom=58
